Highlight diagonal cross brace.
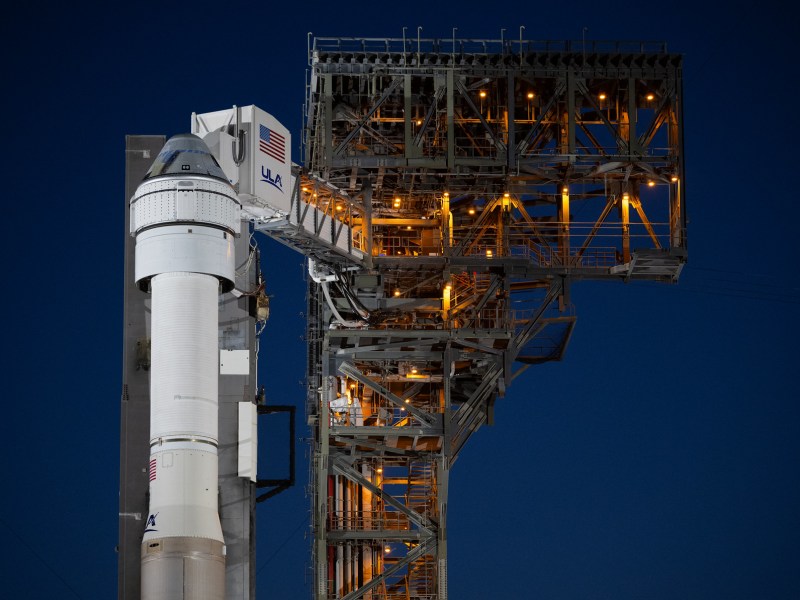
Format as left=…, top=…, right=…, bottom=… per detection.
left=338, top=537, right=436, bottom=600
left=637, top=83, right=674, bottom=150
left=575, top=79, right=630, bottom=152
left=339, top=361, right=439, bottom=427
left=413, top=85, right=446, bottom=147
left=337, top=337, right=441, bottom=356
left=510, top=283, right=562, bottom=360
left=330, top=458, right=434, bottom=533
left=332, top=435, right=418, bottom=456
left=516, top=81, right=565, bottom=155
left=451, top=195, right=503, bottom=256
left=453, top=363, right=501, bottom=428
left=455, top=80, right=506, bottom=153
left=450, top=366, right=503, bottom=460
left=334, top=77, right=403, bottom=156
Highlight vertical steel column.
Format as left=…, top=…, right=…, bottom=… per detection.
left=559, top=187, right=571, bottom=266
left=627, top=77, right=638, bottom=155
left=404, top=74, right=419, bottom=160
left=507, top=72, right=516, bottom=170
left=621, top=192, right=631, bottom=263
left=567, top=69, right=576, bottom=157
left=362, top=183, right=374, bottom=270
left=438, top=344, right=453, bottom=600
left=446, top=70, right=455, bottom=169
left=315, top=371, right=332, bottom=600
left=324, top=74, right=333, bottom=169
left=675, top=73, right=687, bottom=249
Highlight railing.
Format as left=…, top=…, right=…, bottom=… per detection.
left=311, top=37, right=669, bottom=60
left=327, top=126, right=676, bottom=163
left=327, top=588, right=436, bottom=600
left=372, top=230, right=441, bottom=257
left=376, top=219, right=671, bottom=266
left=328, top=509, right=411, bottom=531
left=453, top=305, right=511, bottom=331
left=454, top=221, right=671, bottom=267
left=450, top=298, right=569, bottom=333
left=325, top=561, right=437, bottom=599
left=330, top=394, right=442, bottom=428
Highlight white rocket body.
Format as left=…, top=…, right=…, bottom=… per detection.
left=130, top=134, right=240, bottom=600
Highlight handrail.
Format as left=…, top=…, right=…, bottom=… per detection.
left=311, top=36, right=669, bottom=58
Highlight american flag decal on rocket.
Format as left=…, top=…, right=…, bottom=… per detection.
left=149, top=458, right=157, bottom=481
left=259, top=124, right=285, bottom=163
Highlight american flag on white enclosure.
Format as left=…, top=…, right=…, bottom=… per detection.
left=259, top=124, right=285, bottom=163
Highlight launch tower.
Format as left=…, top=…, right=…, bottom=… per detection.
left=301, top=35, right=684, bottom=600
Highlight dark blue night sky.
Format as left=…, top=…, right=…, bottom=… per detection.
left=1, top=1, right=798, bottom=598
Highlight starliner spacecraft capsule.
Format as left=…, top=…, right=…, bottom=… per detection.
left=130, top=134, right=240, bottom=600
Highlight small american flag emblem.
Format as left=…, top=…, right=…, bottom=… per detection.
left=259, top=124, right=286, bottom=163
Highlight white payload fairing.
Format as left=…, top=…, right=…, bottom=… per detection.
left=130, top=134, right=241, bottom=599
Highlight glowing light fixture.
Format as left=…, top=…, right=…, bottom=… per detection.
left=394, top=289, right=401, bottom=297
left=486, top=249, right=493, bottom=257
left=598, top=93, right=606, bottom=100
left=527, top=91, right=534, bottom=99
left=468, top=208, right=475, bottom=215
left=479, top=90, right=487, bottom=98
left=647, top=180, right=655, bottom=187
left=646, top=93, right=655, bottom=101
left=671, top=175, right=679, bottom=183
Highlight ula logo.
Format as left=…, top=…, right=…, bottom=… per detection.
left=144, top=513, right=158, bottom=533
left=261, top=166, right=283, bottom=193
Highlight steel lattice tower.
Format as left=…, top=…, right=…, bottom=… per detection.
left=298, top=36, right=685, bottom=600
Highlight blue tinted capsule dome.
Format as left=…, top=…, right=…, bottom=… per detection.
left=144, top=133, right=228, bottom=182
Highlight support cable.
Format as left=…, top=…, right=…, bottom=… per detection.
left=0, top=516, right=83, bottom=599
left=332, top=280, right=370, bottom=320
left=321, top=282, right=366, bottom=327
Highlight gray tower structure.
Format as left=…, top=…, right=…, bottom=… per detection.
left=301, top=36, right=685, bottom=599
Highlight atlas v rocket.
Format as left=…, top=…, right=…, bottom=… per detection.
left=131, top=134, right=240, bottom=599
left=123, top=106, right=303, bottom=599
